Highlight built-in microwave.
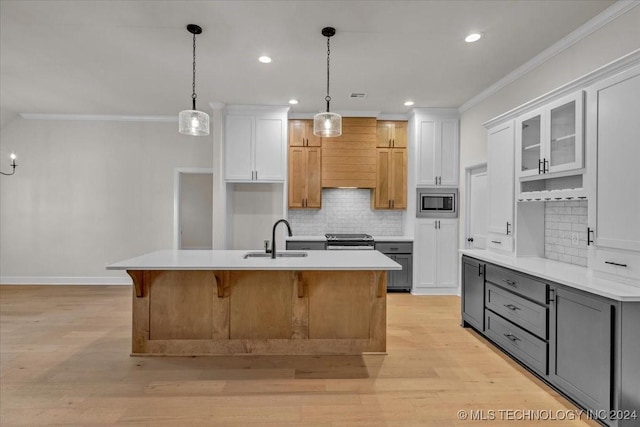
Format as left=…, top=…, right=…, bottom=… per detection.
left=416, top=188, right=458, bottom=218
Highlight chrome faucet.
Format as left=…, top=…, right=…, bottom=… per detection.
left=271, top=219, right=293, bottom=259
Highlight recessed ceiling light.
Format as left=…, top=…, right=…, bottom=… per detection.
left=404, top=101, right=415, bottom=106
left=465, top=33, right=482, bottom=43
left=289, top=99, right=299, bottom=105
left=258, top=56, right=272, bottom=63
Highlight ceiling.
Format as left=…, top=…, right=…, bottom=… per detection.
left=0, top=0, right=616, bottom=121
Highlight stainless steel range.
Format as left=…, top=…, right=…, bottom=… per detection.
left=325, top=233, right=375, bottom=250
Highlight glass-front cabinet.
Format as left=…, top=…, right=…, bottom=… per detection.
left=516, top=91, right=584, bottom=179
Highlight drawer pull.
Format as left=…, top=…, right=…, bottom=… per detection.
left=504, top=304, right=520, bottom=311
left=504, top=333, right=520, bottom=342
left=605, top=261, right=628, bottom=268
left=491, top=240, right=502, bottom=244
left=502, top=279, right=517, bottom=287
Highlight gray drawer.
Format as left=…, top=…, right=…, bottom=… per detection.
left=486, top=283, right=548, bottom=339
left=286, top=241, right=326, bottom=250
left=485, top=263, right=547, bottom=304
left=375, top=242, right=413, bottom=254
left=485, top=310, right=548, bottom=375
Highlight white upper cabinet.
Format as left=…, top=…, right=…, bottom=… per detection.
left=516, top=91, right=584, bottom=178
left=486, top=121, right=515, bottom=252
left=224, top=107, right=288, bottom=182
left=587, top=64, right=640, bottom=284
left=415, top=112, right=459, bottom=186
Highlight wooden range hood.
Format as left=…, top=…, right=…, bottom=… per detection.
left=321, top=117, right=377, bottom=188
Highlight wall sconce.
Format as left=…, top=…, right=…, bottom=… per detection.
left=0, top=153, right=17, bottom=176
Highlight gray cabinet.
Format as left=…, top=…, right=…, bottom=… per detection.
left=549, top=286, right=613, bottom=416
left=286, top=240, right=326, bottom=250
left=461, top=256, right=485, bottom=331
left=462, top=255, right=640, bottom=427
left=375, top=242, right=412, bottom=291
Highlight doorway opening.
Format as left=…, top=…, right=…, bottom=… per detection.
left=174, top=169, right=213, bottom=249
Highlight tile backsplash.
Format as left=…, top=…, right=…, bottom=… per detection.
left=288, top=188, right=403, bottom=236
left=544, top=200, right=588, bottom=266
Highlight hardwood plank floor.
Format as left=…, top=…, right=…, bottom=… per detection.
left=0, top=286, right=599, bottom=426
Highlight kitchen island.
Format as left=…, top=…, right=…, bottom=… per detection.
left=107, top=249, right=401, bottom=356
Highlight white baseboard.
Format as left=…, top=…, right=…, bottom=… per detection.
left=0, top=276, right=132, bottom=285
left=411, top=288, right=460, bottom=296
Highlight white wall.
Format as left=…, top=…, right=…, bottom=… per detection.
left=458, top=6, right=640, bottom=248
left=0, top=118, right=212, bottom=282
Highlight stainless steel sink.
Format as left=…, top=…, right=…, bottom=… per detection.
left=243, top=251, right=308, bottom=259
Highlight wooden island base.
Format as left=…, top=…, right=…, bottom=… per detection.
left=127, top=269, right=387, bottom=356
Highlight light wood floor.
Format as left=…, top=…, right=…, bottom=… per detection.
left=0, top=286, right=599, bottom=426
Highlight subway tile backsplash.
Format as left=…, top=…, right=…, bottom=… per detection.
left=288, top=188, right=403, bottom=236
left=544, top=200, right=588, bottom=267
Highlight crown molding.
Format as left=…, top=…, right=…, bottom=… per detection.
left=19, top=113, right=177, bottom=122
left=459, top=0, right=640, bottom=114
left=482, top=49, right=640, bottom=129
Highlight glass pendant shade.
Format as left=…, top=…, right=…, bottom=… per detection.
left=313, top=111, right=342, bottom=137
left=179, top=109, right=210, bottom=136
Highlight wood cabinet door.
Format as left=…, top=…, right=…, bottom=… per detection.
left=288, top=120, right=307, bottom=147
left=487, top=121, right=515, bottom=235
left=374, top=148, right=391, bottom=208
left=376, top=122, right=394, bottom=147
left=288, top=147, right=306, bottom=208
left=306, top=147, right=322, bottom=208
left=392, top=121, right=408, bottom=148
left=390, top=148, right=407, bottom=209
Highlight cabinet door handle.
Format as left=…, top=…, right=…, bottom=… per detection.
left=538, top=159, right=543, bottom=174
left=491, top=240, right=502, bottom=244
left=605, top=261, right=628, bottom=268
left=435, top=177, right=438, bottom=185
left=392, top=200, right=395, bottom=209
left=478, top=264, right=484, bottom=276
left=438, top=176, right=442, bottom=185
left=504, top=333, right=520, bottom=342
left=392, top=138, right=395, bottom=147
left=544, top=158, right=549, bottom=173
left=506, top=222, right=511, bottom=235
left=434, top=221, right=437, bottom=229
left=504, top=304, right=520, bottom=311
left=388, top=139, right=392, bottom=147
left=587, top=227, right=594, bottom=246
left=548, top=288, right=555, bottom=303
left=502, top=279, right=517, bottom=287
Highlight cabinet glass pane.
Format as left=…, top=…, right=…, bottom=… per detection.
left=550, top=101, right=576, bottom=167
left=521, top=115, right=541, bottom=173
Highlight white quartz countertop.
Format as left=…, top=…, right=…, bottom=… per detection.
left=460, top=249, right=640, bottom=302
left=107, top=249, right=402, bottom=271
left=286, top=236, right=413, bottom=242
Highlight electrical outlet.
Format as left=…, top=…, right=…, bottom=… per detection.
left=571, top=232, right=580, bottom=245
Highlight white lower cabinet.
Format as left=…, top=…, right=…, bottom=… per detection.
left=414, top=219, right=457, bottom=290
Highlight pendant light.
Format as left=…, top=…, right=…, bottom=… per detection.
left=178, top=24, right=210, bottom=136
left=313, top=27, right=342, bottom=137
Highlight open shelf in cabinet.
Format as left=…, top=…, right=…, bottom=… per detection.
left=517, top=170, right=586, bottom=202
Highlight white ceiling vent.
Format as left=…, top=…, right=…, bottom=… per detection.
left=349, top=92, right=367, bottom=99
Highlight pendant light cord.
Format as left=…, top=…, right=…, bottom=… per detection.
left=325, top=36, right=331, bottom=112
left=192, top=31, right=197, bottom=110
